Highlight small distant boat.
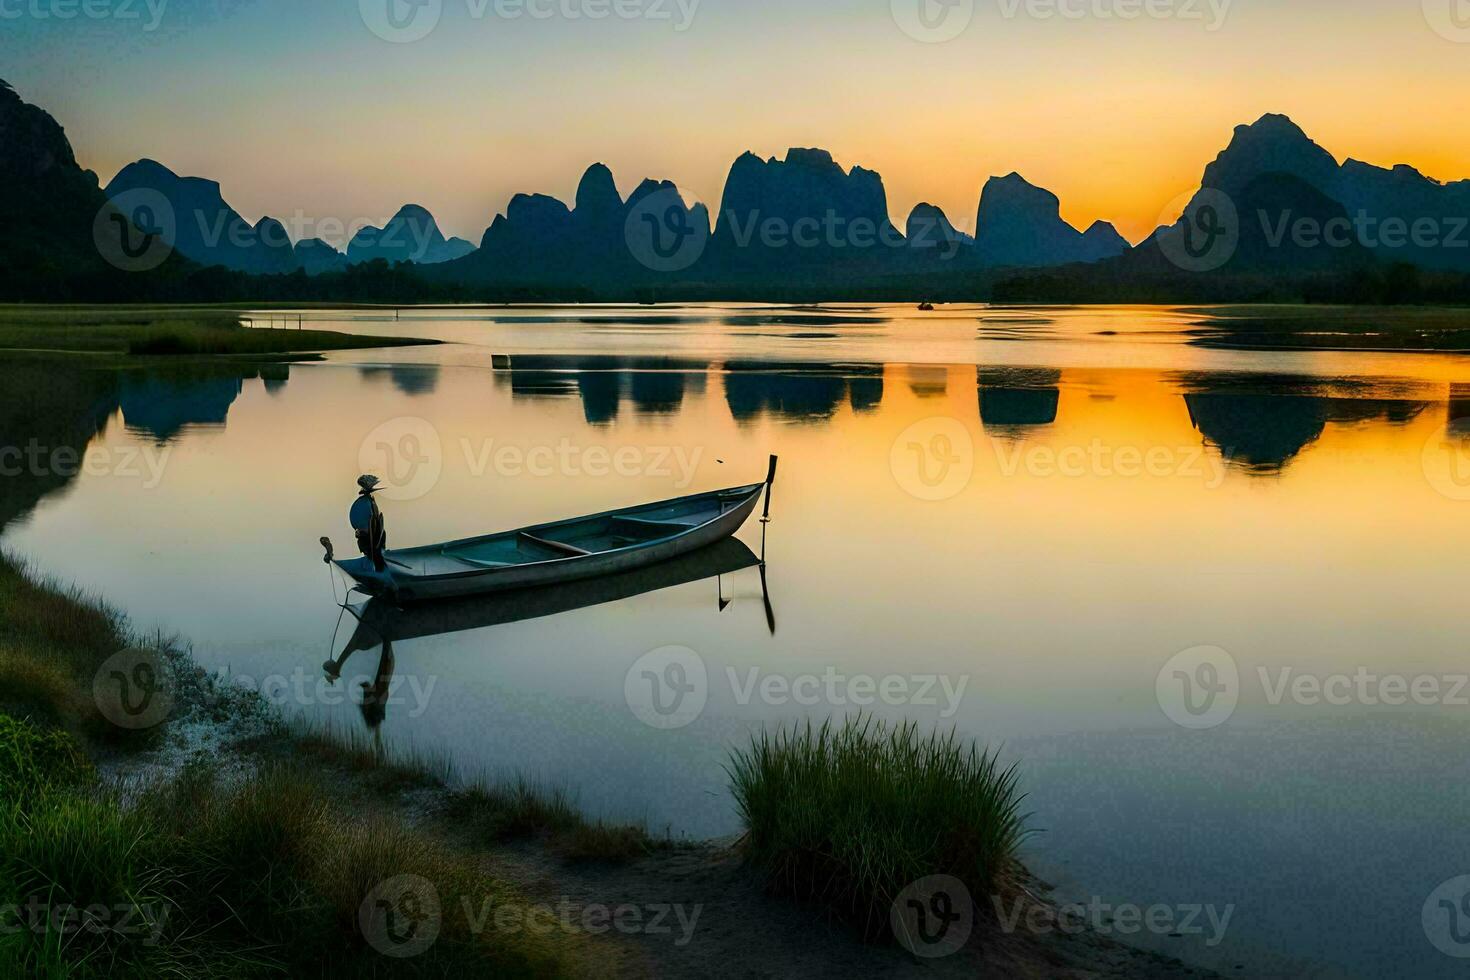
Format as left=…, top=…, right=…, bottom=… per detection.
left=918, top=302, right=935, bottom=311
left=329, top=457, right=777, bottom=602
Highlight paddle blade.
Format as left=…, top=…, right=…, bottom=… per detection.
left=759, top=562, right=776, bottom=636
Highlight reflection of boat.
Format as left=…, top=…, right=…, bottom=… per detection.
left=333, top=458, right=777, bottom=601
left=332, top=536, right=768, bottom=661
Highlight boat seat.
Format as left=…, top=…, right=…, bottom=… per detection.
left=608, top=517, right=696, bottom=538
left=449, top=555, right=513, bottom=569
left=518, top=532, right=592, bottom=557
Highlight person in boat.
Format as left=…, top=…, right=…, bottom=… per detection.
left=351, top=474, right=388, bottom=572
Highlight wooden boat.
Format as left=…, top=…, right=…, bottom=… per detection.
left=330, top=536, right=764, bottom=670
left=328, top=457, right=776, bottom=602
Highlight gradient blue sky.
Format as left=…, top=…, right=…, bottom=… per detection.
left=5, top=0, right=1468, bottom=245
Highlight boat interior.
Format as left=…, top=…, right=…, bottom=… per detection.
left=382, top=484, right=762, bottom=578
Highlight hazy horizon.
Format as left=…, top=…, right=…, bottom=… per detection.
left=5, top=0, right=1469, bottom=246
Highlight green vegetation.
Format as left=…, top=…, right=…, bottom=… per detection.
left=0, top=555, right=622, bottom=977
left=0, top=554, right=128, bottom=732
left=0, top=714, right=92, bottom=810
left=727, top=716, right=1033, bottom=938
left=0, top=736, right=584, bottom=977
left=0, top=306, right=435, bottom=358
left=288, top=725, right=661, bottom=864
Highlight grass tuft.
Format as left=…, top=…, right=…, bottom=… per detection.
left=726, top=715, right=1034, bottom=940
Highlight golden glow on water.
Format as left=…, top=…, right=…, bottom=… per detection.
left=9, top=305, right=1470, bottom=975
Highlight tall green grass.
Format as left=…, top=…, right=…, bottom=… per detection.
left=727, top=716, right=1033, bottom=940
left=0, top=553, right=128, bottom=731
left=0, top=730, right=584, bottom=978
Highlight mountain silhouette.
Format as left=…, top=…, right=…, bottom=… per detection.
left=8, top=76, right=1470, bottom=305
left=1183, top=113, right=1470, bottom=272
left=974, top=173, right=1129, bottom=267
left=105, top=159, right=297, bottom=274
left=0, top=80, right=200, bottom=300
left=293, top=237, right=348, bottom=276
left=346, top=204, right=475, bottom=266
left=436, top=163, right=710, bottom=288
left=906, top=203, right=972, bottom=251
left=712, top=148, right=896, bottom=264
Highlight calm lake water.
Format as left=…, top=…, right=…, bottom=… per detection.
left=8, top=304, right=1470, bottom=978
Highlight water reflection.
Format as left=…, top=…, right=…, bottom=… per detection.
left=1449, top=384, right=1470, bottom=437
left=494, top=355, right=705, bottom=424
left=325, top=538, right=767, bottom=728
left=977, top=367, right=1062, bottom=436
left=724, top=361, right=885, bottom=423
left=905, top=365, right=948, bottom=399
left=0, top=361, right=292, bottom=528
left=119, top=368, right=249, bottom=441
left=1178, top=374, right=1430, bottom=472
left=359, top=363, right=441, bottom=396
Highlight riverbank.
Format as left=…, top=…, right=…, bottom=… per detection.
left=0, top=305, right=438, bottom=359
left=0, top=544, right=1226, bottom=978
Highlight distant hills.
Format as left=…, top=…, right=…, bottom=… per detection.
left=1002, top=114, right=1470, bottom=302
left=0, top=80, right=197, bottom=300
left=103, top=163, right=475, bottom=276
left=346, top=205, right=476, bottom=267
left=4, top=76, right=1469, bottom=304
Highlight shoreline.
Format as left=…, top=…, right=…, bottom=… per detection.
left=0, top=305, right=1278, bottom=975
left=0, top=510, right=1227, bottom=975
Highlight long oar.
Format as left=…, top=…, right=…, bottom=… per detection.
left=759, top=454, right=778, bottom=633
left=760, top=454, right=778, bottom=559
left=759, top=560, right=776, bottom=636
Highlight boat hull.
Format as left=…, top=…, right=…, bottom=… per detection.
left=334, top=483, right=764, bottom=602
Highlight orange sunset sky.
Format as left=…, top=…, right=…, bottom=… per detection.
left=4, top=0, right=1469, bottom=246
